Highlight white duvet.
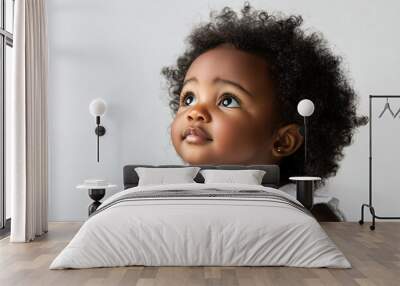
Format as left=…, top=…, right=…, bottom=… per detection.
left=49, top=183, right=351, bottom=269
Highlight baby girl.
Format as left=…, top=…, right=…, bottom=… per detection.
left=161, top=2, right=367, bottom=220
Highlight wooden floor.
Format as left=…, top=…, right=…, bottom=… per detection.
left=0, top=222, right=399, bottom=286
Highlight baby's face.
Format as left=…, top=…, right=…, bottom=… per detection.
left=171, top=43, right=278, bottom=165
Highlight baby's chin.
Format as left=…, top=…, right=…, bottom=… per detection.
left=176, top=148, right=221, bottom=165
left=173, top=138, right=213, bottom=164
left=174, top=137, right=253, bottom=165
left=177, top=145, right=272, bottom=166
left=179, top=150, right=243, bottom=166
left=180, top=152, right=218, bottom=165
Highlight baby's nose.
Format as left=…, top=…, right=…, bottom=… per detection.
left=187, top=106, right=211, bottom=122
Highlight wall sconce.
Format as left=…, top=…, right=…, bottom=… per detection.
left=89, top=98, right=107, bottom=162
left=297, top=99, right=315, bottom=167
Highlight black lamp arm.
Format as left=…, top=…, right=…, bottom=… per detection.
left=94, top=116, right=106, bottom=162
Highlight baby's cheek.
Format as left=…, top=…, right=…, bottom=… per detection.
left=212, top=118, right=258, bottom=152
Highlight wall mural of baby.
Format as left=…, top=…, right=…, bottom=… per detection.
left=161, top=2, right=368, bottom=219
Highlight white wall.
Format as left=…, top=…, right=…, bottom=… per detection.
left=47, top=0, right=400, bottom=221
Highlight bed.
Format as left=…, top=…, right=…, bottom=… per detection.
left=49, top=164, right=351, bottom=269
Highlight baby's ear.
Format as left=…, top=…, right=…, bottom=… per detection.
left=271, top=123, right=304, bottom=158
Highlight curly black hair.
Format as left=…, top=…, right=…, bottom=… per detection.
left=161, top=2, right=368, bottom=187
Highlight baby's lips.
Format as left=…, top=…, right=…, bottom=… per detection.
left=182, top=126, right=212, bottom=141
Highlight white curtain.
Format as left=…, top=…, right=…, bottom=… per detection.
left=8, top=0, right=48, bottom=242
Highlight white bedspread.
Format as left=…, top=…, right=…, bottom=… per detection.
left=49, top=183, right=351, bottom=269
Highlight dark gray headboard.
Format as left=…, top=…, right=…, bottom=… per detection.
left=123, top=164, right=280, bottom=189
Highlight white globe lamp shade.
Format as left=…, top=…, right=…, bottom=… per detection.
left=89, top=98, right=107, bottom=117
left=297, top=99, right=315, bottom=117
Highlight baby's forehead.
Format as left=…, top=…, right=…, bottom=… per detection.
left=184, top=46, right=272, bottom=96
left=185, top=46, right=270, bottom=86
left=187, top=45, right=267, bottom=76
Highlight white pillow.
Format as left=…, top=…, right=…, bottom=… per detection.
left=200, top=169, right=266, bottom=185
left=135, top=167, right=201, bottom=186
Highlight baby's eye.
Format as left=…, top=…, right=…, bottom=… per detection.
left=180, top=92, right=197, bottom=106
left=219, top=93, right=240, bottom=108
